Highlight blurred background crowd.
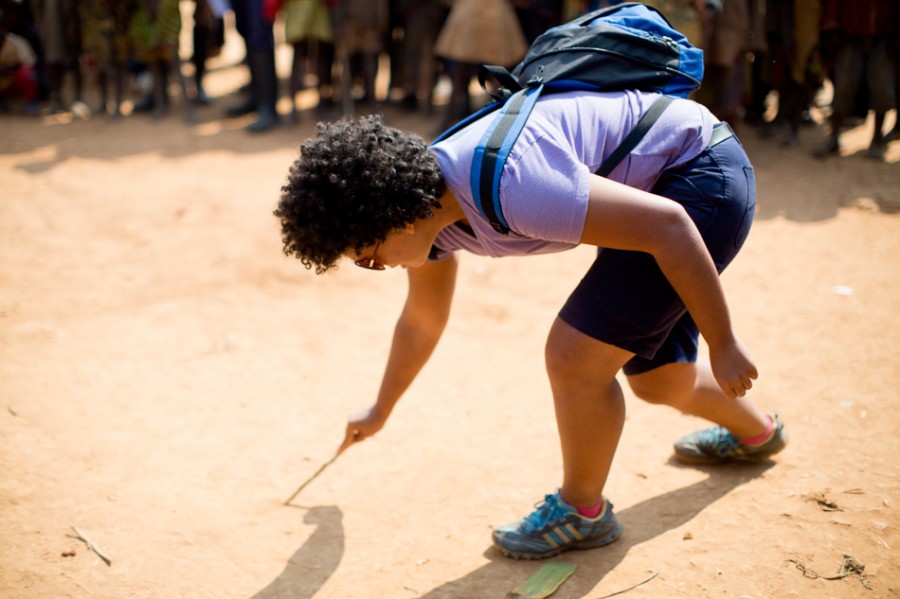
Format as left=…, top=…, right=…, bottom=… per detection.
left=1, top=0, right=897, bottom=158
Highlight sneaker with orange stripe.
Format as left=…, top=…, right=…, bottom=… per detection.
left=492, top=491, right=622, bottom=560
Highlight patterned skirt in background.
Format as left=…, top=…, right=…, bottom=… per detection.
left=284, top=0, right=333, bottom=45
left=129, top=0, right=182, bottom=62
left=78, top=0, right=131, bottom=66
left=434, top=0, right=527, bottom=67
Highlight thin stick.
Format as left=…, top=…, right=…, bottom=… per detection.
left=284, top=453, right=340, bottom=506
left=595, top=571, right=658, bottom=599
left=70, top=526, right=111, bottom=566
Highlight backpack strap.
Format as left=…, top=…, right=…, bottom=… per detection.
left=471, top=85, right=545, bottom=235
left=432, top=99, right=504, bottom=145
left=478, top=65, right=524, bottom=101
left=595, top=95, right=674, bottom=177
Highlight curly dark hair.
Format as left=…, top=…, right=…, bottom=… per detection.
left=274, top=115, right=446, bottom=273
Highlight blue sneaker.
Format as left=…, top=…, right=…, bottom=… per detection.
left=674, top=413, right=787, bottom=465
left=492, top=492, right=622, bottom=560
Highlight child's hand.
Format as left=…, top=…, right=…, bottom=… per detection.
left=710, top=337, right=758, bottom=399
left=337, top=404, right=388, bottom=454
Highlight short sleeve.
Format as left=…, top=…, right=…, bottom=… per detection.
left=499, top=138, right=591, bottom=244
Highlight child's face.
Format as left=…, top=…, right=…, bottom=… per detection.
left=347, top=223, right=430, bottom=271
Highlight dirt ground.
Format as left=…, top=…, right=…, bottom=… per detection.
left=2, top=29, right=900, bottom=599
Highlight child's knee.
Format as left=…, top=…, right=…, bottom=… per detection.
left=627, top=366, right=694, bottom=407
left=629, top=379, right=673, bottom=405
left=544, top=320, right=629, bottom=386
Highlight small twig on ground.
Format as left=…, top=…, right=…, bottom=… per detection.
left=284, top=453, right=340, bottom=506
left=69, top=526, right=111, bottom=566
left=805, top=491, right=842, bottom=512
left=788, top=555, right=871, bottom=590
left=595, top=571, right=659, bottom=599
left=7, top=406, right=18, bottom=416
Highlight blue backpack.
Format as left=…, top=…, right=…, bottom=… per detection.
left=433, top=2, right=704, bottom=235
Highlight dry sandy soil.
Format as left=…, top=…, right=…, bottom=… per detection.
left=2, top=33, right=900, bottom=599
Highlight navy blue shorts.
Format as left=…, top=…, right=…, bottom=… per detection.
left=558, top=126, right=756, bottom=375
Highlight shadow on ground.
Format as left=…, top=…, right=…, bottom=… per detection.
left=417, top=461, right=774, bottom=599
left=251, top=505, right=345, bottom=599
left=248, top=463, right=773, bottom=598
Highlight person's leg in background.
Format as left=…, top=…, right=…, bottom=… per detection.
left=192, top=0, right=215, bottom=105
left=228, top=0, right=278, bottom=131
left=814, top=35, right=863, bottom=157
left=863, top=35, right=894, bottom=159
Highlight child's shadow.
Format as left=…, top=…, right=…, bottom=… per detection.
left=251, top=505, right=344, bottom=599
left=418, top=461, right=774, bottom=599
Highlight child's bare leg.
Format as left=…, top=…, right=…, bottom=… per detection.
left=288, top=41, right=306, bottom=121
left=360, top=51, right=378, bottom=111
left=493, top=318, right=632, bottom=559
left=172, top=53, right=197, bottom=123
left=545, top=318, right=631, bottom=508
left=47, top=64, right=64, bottom=113
left=336, top=42, right=353, bottom=116
left=152, top=60, right=168, bottom=119
left=192, top=21, right=212, bottom=105
left=110, top=64, right=124, bottom=119
left=626, top=360, right=769, bottom=437
left=315, top=41, right=335, bottom=113
left=97, top=68, right=109, bottom=115
left=73, top=62, right=83, bottom=105
left=867, top=110, right=887, bottom=159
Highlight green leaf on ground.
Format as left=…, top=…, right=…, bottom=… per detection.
left=508, top=562, right=577, bottom=599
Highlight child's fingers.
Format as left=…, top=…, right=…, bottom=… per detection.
left=337, top=428, right=362, bottom=455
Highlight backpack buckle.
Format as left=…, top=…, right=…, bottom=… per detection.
left=525, top=66, right=545, bottom=88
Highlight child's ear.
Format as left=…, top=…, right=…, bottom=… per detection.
left=402, top=223, right=416, bottom=234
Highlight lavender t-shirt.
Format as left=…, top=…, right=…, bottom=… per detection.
left=429, top=90, right=715, bottom=259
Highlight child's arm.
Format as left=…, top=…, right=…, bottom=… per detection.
left=580, top=173, right=757, bottom=400
left=338, top=254, right=458, bottom=454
